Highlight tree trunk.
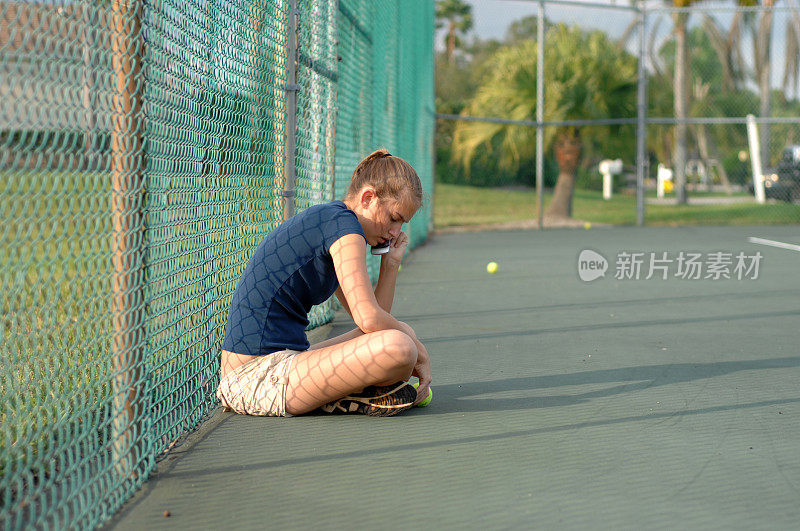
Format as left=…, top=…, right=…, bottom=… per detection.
left=545, top=131, right=581, bottom=218
left=447, top=20, right=456, bottom=63
left=758, top=8, right=773, bottom=167
left=695, top=123, right=732, bottom=194
left=672, top=11, right=689, bottom=204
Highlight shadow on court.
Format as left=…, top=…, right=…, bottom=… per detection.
left=426, top=356, right=800, bottom=412
left=136, top=356, right=800, bottom=482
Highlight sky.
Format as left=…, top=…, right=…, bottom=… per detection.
left=434, top=0, right=639, bottom=51
left=434, top=0, right=770, bottom=46
left=434, top=0, right=797, bottom=91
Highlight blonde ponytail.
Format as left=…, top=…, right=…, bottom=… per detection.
left=345, top=149, right=423, bottom=208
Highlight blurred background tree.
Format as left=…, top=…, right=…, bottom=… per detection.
left=436, top=0, right=474, bottom=64
left=433, top=0, right=800, bottom=219
left=450, top=24, right=638, bottom=218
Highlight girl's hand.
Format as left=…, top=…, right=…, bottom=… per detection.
left=411, top=340, right=431, bottom=406
left=385, top=231, right=409, bottom=265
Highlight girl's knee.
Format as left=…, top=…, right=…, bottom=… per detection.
left=377, top=329, right=417, bottom=367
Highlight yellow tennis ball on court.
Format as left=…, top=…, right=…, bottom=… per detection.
left=584, top=222, right=592, bottom=230
left=487, top=261, right=498, bottom=274
left=412, top=382, right=433, bottom=407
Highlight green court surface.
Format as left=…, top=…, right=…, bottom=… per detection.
left=108, top=225, right=800, bottom=530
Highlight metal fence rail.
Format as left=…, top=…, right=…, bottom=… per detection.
left=0, top=0, right=434, bottom=528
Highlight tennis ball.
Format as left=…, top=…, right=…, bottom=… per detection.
left=486, top=261, right=498, bottom=274
left=412, top=382, right=433, bottom=407
left=584, top=222, right=592, bottom=230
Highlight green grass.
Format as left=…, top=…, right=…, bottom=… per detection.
left=1, top=169, right=206, bottom=494
left=643, top=189, right=753, bottom=199
left=432, top=183, right=540, bottom=227
left=0, top=169, right=294, bottom=498
left=434, top=183, right=800, bottom=228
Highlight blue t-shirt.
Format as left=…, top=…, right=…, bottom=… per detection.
left=222, top=200, right=365, bottom=355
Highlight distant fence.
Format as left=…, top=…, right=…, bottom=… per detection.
left=0, top=0, right=434, bottom=528
left=437, top=0, right=800, bottom=226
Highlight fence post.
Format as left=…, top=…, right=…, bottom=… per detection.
left=636, top=5, right=647, bottom=226
left=283, top=0, right=299, bottom=221
left=536, top=0, right=545, bottom=229
left=110, top=0, right=147, bottom=481
left=747, top=114, right=766, bottom=203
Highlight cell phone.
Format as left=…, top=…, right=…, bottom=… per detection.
left=370, top=241, right=391, bottom=255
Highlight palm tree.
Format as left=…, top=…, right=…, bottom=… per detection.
left=435, top=0, right=473, bottom=64
left=732, top=1, right=775, bottom=166
left=451, top=24, right=638, bottom=218
left=687, top=28, right=738, bottom=192
left=754, top=1, right=776, bottom=166
left=671, top=0, right=699, bottom=204
left=705, top=1, right=800, bottom=168
left=659, top=23, right=740, bottom=192
left=650, top=19, right=765, bottom=189
left=720, top=0, right=776, bottom=166
left=628, top=0, right=702, bottom=204
left=783, top=0, right=800, bottom=99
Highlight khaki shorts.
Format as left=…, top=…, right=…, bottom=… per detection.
left=216, top=349, right=301, bottom=417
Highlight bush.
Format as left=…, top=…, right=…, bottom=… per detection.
left=435, top=142, right=559, bottom=188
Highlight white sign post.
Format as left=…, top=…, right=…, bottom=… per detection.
left=599, top=159, right=623, bottom=200
left=746, top=114, right=766, bottom=204
left=657, top=164, right=673, bottom=199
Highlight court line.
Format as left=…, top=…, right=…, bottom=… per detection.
left=747, top=237, right=800, bottom=252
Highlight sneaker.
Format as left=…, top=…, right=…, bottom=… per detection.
left=319, top=381, right=417, bottom=417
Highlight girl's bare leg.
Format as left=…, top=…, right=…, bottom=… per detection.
left=285, top=329, right=417, bottom=415
left=220, top=328, right=365, bottom=379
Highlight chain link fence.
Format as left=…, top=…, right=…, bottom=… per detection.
left=438, top=0, right=800, bottom=226
left=0, top=0, right=434, bottom=528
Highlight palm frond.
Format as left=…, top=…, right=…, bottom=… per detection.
left=727, top=11, right=748, bottom=80
left=783, top=20, right=800, bottom=98
left=702, top=15, right=736, bottom=91
left=648, top=15, right=667, bottom=80
left=618, top=17, right=639, bottom=51
left=451, top=23, right=637, bottom=176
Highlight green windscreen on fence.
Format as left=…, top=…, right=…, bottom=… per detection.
left=0, top=0, right=434, bottom=528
